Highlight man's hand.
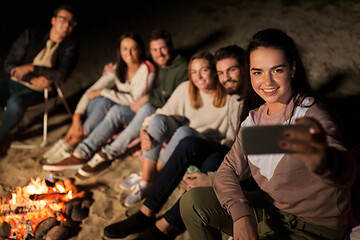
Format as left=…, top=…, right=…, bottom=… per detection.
left=30, top=76, right=51, bottom=90
left=87, top=89, right=102, bottom=100
left=182, top=172, right=211, bottom=191
left=11, top=64, right=34, bottom=79
left=140, top=129, right=156, bottom=152
left=102, top=62, right=115, bottom=76
left=233, top=216, right=259, bottom=240
left=280, top=117, right=328, bottom=172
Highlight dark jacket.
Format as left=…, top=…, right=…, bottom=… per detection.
left=4, top=28, right=79, bottom=84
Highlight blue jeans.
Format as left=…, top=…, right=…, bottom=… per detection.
left=0, top=78, right=44, bottom=144
left=76, top=102, right=156, bottom=160
left=143, top=115, right=204, bottom=164
left=143, top=136, right=230, bottom=231
left=82, top=96, right=116, bottom=134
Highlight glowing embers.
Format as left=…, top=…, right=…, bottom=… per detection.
left=0, top=178, right=91, bottom=240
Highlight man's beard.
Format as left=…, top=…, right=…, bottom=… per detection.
left=224, top=79, right=241, bottom=95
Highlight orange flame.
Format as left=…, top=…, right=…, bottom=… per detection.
left=0, top=178, right=79, bottom=240
left=56, top=184, right=66, bottom=193
left=10, top=193, right=16, bottom=204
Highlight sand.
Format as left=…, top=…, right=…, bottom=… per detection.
left=1, top=1, right=360, bottom=239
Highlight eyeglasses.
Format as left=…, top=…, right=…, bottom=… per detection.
left=56, top=15, right=77, bottom=27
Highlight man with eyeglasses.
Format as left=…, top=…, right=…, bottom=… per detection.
left=103, top=45, right=256, bottom=240
left=0, top=4, right=79, bottom=153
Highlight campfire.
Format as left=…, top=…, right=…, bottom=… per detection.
left=0, top=177, right=92, bottom=240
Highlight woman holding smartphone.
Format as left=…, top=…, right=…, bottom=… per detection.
left=180, top=28, right=356, bottom=240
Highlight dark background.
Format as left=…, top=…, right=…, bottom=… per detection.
left=1, top=0, right=360, bottom=150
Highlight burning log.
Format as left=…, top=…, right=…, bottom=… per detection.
left=34, top=217, right=59, bottom=238
left=0, top=178, right=92, bottom=240
left=29, top=193, right=67, bottom=201
left=29, top=191, right=84, bottom=201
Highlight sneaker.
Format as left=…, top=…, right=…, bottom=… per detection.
left=103, top=211, right=156, bottom=239
left=43, top=139, right=74, bottom=163
left=46, top=150, right=74, bottom=164
left=134, top=225, right=171, bottom=240
left=77, top=152, right=112, bottom=178
left=124, top=182, right=152, bottom=207
left=43, top=153, right=85, bottom=171
left=119, top=172, right=142, bottom=190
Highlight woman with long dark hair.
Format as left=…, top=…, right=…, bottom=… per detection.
left=180, top=28, right=356, bottom=240
left=43, top=32, right=155, bottom=165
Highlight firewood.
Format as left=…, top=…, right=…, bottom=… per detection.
left=34, top=217, right=59, bottom=238
left=71, top=206, right=89, bottom=222
left=0, top=221, right=11, bottom=238
left=29, top=193, right=67, bottom=201
left=81, top=198, right=94, bottom=209
left=45, top=225, right=68, bottom=240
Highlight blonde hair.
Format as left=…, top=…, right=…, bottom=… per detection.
left=188, top=51, right=227, bottom=109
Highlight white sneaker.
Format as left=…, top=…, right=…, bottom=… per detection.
left=119, top=172, right=142, bottom=190
left=124, top=183, right=151, bottom=207
left=44, top=139, right=74, bottom=164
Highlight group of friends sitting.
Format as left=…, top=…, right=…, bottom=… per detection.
left=1, top=3, right=358, bottom=240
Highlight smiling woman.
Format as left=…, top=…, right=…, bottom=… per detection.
left=118, top=50, right=231, bottom=207
left=180, top=28, right=356, bottom=240
left=249, top=47, right=294, bottom=115
left=42, top=31, right=155, bottom=168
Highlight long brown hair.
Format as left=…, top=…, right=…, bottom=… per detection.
left=188, top=51, right=227, bottom=109
left=115, top=32, right=146, bottom=83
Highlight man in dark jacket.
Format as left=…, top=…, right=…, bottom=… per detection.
left=0, top=4, right=79, bottom=150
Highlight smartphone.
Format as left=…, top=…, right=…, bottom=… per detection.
left=241, top=124, right=310, bottom=155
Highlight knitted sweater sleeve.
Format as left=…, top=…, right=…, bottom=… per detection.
left=74, top=73, right=115, bottom=114
left=101, top=63, right=149, bottom=106
left=142, top=81, right=188, bottom=130
left=213, top=130, right=253, bottom=222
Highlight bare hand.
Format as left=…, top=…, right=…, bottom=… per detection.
left=87, top=89, right=102, bottom=100
left=182, top=172, right=211, bottom=191
left=233, top=216, right=259, bottom=240
left=30, top=76, right=51, bottom=90
left=11, top=64, right=34, bottom=79
left=280, top=117, right=328, bottom=172
left=130, top=95, right=149, bottom=113
left=64, top=115, right=84, bottom=141
left=102, top=62, right=115, bottom=76
left=140, top=129, right=156, bottom=152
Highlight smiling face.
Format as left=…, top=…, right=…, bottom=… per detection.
left=149, top=39, right=171, bottom=68
left=216, top=57, right=243, bottom=95
left=50, top=9, right=75, bottom=40
left=190, top=58, right=216, bottom=93
left=120, top=38, right=140, bottom=65
left=250, top=47, right=295, bottom=114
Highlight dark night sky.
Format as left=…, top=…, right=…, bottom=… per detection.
left=2, top=0, right=360, bottom=149
left=0, top=0, right=161, bottom=75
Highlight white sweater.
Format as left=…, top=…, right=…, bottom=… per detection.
left=75, top=62, right=153, bottom=114
left=142, top=81, right=234, bottom=146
